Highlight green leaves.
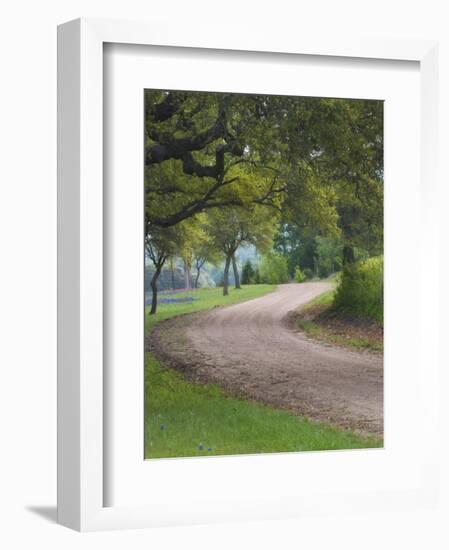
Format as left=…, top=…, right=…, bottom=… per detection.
left=144, top=89, right=383, bottom=283
left=259, top=252, right=289, bottom=284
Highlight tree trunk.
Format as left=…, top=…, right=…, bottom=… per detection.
left=195, top=267, right=201, bottom=288
left=184, top=260, right=191, bottom=289
left=150, top=262, right=164, bottom=315
left=169, top=258, right=175, bottom=290
left=342, top=244, right=355, bottom=266
left=223, top=254, right=232, bottom=296
left=232, top=254, right=241, bottom=289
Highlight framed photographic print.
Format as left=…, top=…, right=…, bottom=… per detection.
left=57, top=18, right=440, bottom=530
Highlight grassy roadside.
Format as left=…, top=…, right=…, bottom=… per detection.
left=295, top=289, right=383, bottom=352
left=145, top=285, right=382, bottom=459
left=145, top=285, right=275, bottom=333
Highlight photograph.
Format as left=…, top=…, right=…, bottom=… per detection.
left=3, top=2, right=442, bottom=541
left=144, top=89, right=384, bottom=459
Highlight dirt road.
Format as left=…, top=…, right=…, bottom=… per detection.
left=149, top=283, right=383, bottom=435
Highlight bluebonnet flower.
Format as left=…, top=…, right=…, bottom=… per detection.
left=207, top=448, right=213, bottom=452
left=160, top=424, right=165, bottom=430
left=146, top=296, right=196, bottom=305
left=198, top=443, right=204, bottom=450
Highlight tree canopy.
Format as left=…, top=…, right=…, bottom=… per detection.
left=144, top=89, right=383, bottom=312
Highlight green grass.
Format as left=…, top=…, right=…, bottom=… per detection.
left=297, top=318, right=382, bottom=351
left=145, top=285, right=275, bottom=331
left=145, top=284, right=382, bottom=459
left=297, top=289, right=383, bottom=352
left=305, top=289, right=335, bottom=308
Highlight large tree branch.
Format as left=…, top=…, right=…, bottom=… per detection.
left=252, top=176, right=286, bottom=211
left=146, top=92, right=188, bottom=123
left=146, top=95, right=231, bottom=163
left=149, top=196, right=245, bottom=228
left=146, top=117, right=225, bottom=164
left=147, top=171, right=285, bottom=228
left=146, top=95, right=244, bottom=179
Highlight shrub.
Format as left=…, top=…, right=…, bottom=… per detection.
left=333, top=256, right=383, bottom=323
left=294, top=266, right=305, bottom=283
left=241, top=259, right=255, bottom=285
left=315, top=236, right=341, bottom=278
left=303, top=267, right=314, bottom=280
left=259, top=252, right=289, bottom=284
left=317, top=258, right=333, bottom=279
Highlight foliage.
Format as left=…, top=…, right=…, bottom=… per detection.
left=274, top=224, right=371, bottom=281
left=144, top=286, right=382, bottom=458
left=145, top=217, right=211, bottom=311
left=241, top=259, right=255, bottom=285
left=145, top=91, right=383, bottom=237
left=315, top=236, right=342, bottom=278
left=296, top=290, right=383, bottom=352
left=145, top=224, right=179, bottom=265
left=145, top=261, right=185, bottom=292
left=205, top=205, right=277, bottom=294
left=333, top=256, right=383, bottom=323
left=142, top=90, right=384, bottom=456
left=303, top=267, right=314, bottom=280
left=205, top=206, right=277, bottom=256
left=145, top=261, right=217, bottom=292
left=145, top=223, right=187, bottom=313
left=274, top=223, right=317, bottom=277
left=259, top=252, right=289, bottom=284
left=144, top=91, right=287, bottom=229
left=144, top=90, right=384, bottom=299
left=274, top=225, right=342, bottom=280
left=294, top=266, right=305, bottom=283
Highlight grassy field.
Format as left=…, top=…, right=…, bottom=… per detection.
left=145, top=285, right=382, bottom=459
left=296, top=289, right=383, bottom=352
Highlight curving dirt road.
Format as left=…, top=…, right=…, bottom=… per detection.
left=149, top=283, right=383, bottom=435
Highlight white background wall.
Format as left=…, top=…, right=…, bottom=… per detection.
left=0, top=1, right=448, bottom=548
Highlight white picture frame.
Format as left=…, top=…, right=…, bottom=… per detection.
left=57, top=17, right=440, bottom=531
